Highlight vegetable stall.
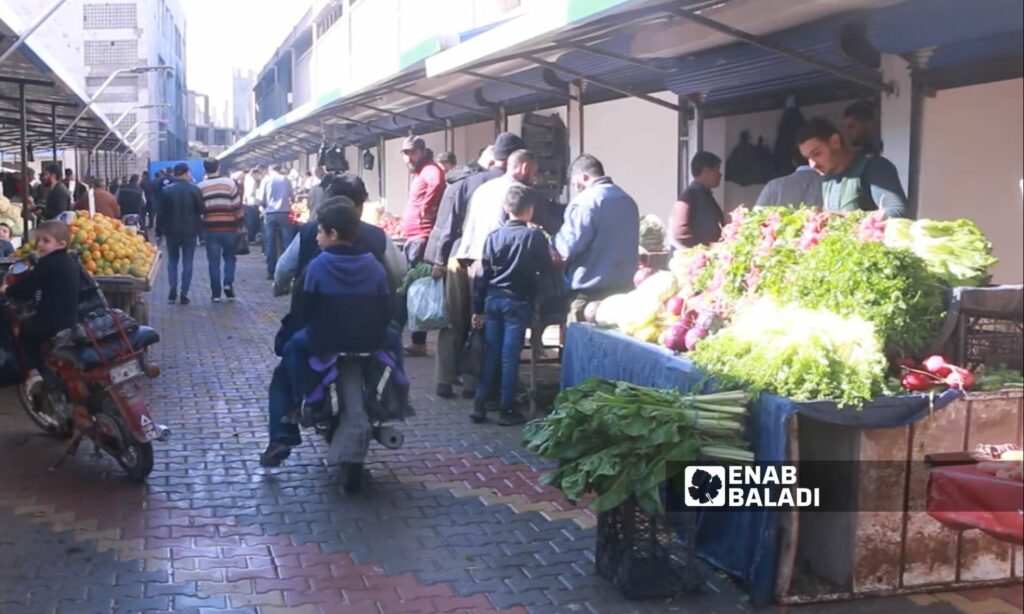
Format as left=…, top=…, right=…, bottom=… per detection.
left=536, top=207, right=1022, bottom=605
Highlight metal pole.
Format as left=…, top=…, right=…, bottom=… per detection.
left=18, top=83, right=29, bottom=238
left=377, top=135, right=386, bottom=207
left=0, top=0, right=69, bottom=67
left=51, top=104, right=58, bottom=162
left=678, top=96, right=689, bottom=195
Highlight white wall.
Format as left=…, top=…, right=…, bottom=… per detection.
left=703, top=100, right=851, bottom=211
left=918, top=79, right=1024, bottom=284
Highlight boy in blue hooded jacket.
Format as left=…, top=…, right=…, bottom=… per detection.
left=262, top=205, right=391, bottom=484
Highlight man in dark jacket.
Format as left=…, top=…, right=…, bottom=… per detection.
left=672, top=151, right=724, bottom=248
left=117, top=174, right=146, bottom=219
left=157, top=163, right=205, bottom=305
left=38, top=164, right=71, bottom=221
left=140, top=171, right=159, bottom=228
left=422, top=137, right=520, bottom=399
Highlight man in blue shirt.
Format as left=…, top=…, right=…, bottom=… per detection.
left=797, top=117, right=907, bottom=218
left=553, top=154, right=640, bottom=322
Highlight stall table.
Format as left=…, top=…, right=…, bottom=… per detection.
left=927, top=465, right=1024, bottom=545
left=561, top=323, right=1023, bottom=605
left=93, top=251, right=161, bottom=325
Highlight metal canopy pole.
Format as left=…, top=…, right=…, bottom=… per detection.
left=393, top=88, right=494, bottom=120
left=669, top=7, right=893, bottom=94
left=377, top=135, right=386, bottom=207
left=463, top=70, right=574, bottom=101
left=494, top=104, right=507, bottom=137
left=50, top=104, right=57, bottom=162
left=524, top=55, right=681, bottom=112
left=0, top=0, right=69, bottom=67
left=678, top=95, right=690, bottom=194
left=357, top=104, right=445, bottom=132
left=18, top=84, right=29, bottom=238
left=567, top=81, right=585, bottom=162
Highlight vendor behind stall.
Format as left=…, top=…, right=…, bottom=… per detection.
left=797, top=117, right=907, bottom=217
left=75, top=176, right=120, bottom=219
left=671, top=151, right=725, bottom=247
left=554, top=154, right=639, bottom=322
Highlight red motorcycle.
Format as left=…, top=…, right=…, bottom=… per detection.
left=1, top=259, right=167, bottom=480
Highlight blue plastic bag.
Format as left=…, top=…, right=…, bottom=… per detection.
left=407, top=277, right=448, bottom=332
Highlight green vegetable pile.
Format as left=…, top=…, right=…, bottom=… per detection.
left=522, top=378, right=751, bottom=515
left=773, top=233, right=948, bottom=355
left=884, top=218, right=998, bottom=287
left=399, top=262, right=432, bottom=295
left=691, top=297, right=891, bottom=406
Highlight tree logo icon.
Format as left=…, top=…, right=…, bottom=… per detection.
left=684, top=466, right=726, bottom=507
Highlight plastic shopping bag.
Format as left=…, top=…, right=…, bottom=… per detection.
left=407, top=277, right=448, bottom=332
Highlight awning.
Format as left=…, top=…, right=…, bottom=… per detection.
left=218, top=0, right=1023, bottom=169
left=0, top=4, right=131, bottom=154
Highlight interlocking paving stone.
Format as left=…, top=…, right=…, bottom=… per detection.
left=0, top=249, right=1017, bottom=614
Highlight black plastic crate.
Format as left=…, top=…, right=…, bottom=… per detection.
left=957, top=315, right=1023, bottom=372
left=595, top=496, right=701, bottom=600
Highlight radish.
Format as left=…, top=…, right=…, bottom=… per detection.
left=902, top=371, right=937, bottom=391
left=922, top=355, right=952, bottom=377
left=665, top=296, right=685, bottom=316
left=663, top=322, right=690, bottom=352
left=683, top=309, right=700, bottom=327
left=685, top=327, right=708, bottom=352
left=633, top=267, right=655, bottom=287
left=945, top=367, right=976, bottom=390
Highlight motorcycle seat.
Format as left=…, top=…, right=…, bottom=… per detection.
left=51, top=326, right=160, bottom=370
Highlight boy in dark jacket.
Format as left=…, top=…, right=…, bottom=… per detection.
left=471, top=185, right=554, bottom=426
left=261, top=206, right=391, bottom=487
left=2, top=221, right=81, bottom=397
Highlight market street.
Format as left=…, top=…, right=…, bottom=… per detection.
left=0, top=250, right=1021, bottom=614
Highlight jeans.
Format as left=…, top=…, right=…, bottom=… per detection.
left=264, top=213, right=297, bottom=276
left=268, top=362, right=301, bottom=446
left=475, top=296, right=532, bottom=411
left=165, top=236, right=197, bottom=296
left=243, top=205, right=261, bottom=242
left=204, top=232, right=238, bottom=296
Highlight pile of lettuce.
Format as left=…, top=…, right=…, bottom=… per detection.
left=884, top=218, right=998, bottom=287
left=691, top=297, right=891, bottom=406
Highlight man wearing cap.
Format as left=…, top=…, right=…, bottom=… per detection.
left=399, top=135, right=446, bottom=356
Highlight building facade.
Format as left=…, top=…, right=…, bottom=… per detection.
left=232, top=69, right=256, bottom=133
left=8, top=0, right=189, bottom=167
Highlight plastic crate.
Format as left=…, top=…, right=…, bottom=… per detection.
left=957, top=315, right=1023, bottom=372
left=595, top=496, right=700, bottom=600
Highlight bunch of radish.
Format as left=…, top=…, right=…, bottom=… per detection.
left=897, top=355, right=975, bottom=391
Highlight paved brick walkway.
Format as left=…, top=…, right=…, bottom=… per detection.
left=0, top=247, right=1020, bottom=614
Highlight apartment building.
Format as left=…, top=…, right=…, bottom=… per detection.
left=8, top=0, right=189, bottom=165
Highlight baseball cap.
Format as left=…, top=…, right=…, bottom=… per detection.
left=492, top=132, right=525, bottom=161
left=401, top=136, right=426, bottom=152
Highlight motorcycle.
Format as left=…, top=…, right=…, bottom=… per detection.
left=1, top=259, right=167, bottom=480
left=295, top=350, right=411, bottom=492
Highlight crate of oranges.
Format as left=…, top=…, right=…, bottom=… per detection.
left=14, top=212, right=160, bottom=290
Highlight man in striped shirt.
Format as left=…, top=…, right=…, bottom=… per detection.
left=198, top=158, right=244, bottom=302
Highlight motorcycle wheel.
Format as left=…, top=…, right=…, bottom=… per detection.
left=98, top=394, right=154, bottom=481
left=16, top=385, right=73, bottom=438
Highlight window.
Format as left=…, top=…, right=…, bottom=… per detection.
left=84, top=40, right=138, bottom=66
left=94, top=91, right=138, bottom=103
left=86, top=75, right=140, bottom=87
left=84, top=3, right=137, bottom=29
left=317, top=3, right=344, bottom=37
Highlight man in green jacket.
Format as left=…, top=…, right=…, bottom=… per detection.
left=797, top=117, right=907, bottom=218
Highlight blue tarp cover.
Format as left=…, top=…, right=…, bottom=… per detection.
left=560, top=323, right=963, bottom=606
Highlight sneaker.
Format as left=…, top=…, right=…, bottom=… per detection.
left=224, top=286, right=236, bottom=300
left=498, top=408, right=527, bottom=427
left=404, top=344, right=427, bottom=357
left=179, top=295, right=190, bottom=306
left=435, top=383, right=455, bottom=399
left=167, top=289, right=177, bottom=303
left=23, top=371, right=43, bottom=398
left=212, top=295, right=221, bottom=303
left=470, top=400, right=488, bottom=424
left=342, top=462, right=364, bottom=494
left=259, top=442, right=292, bottom=467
